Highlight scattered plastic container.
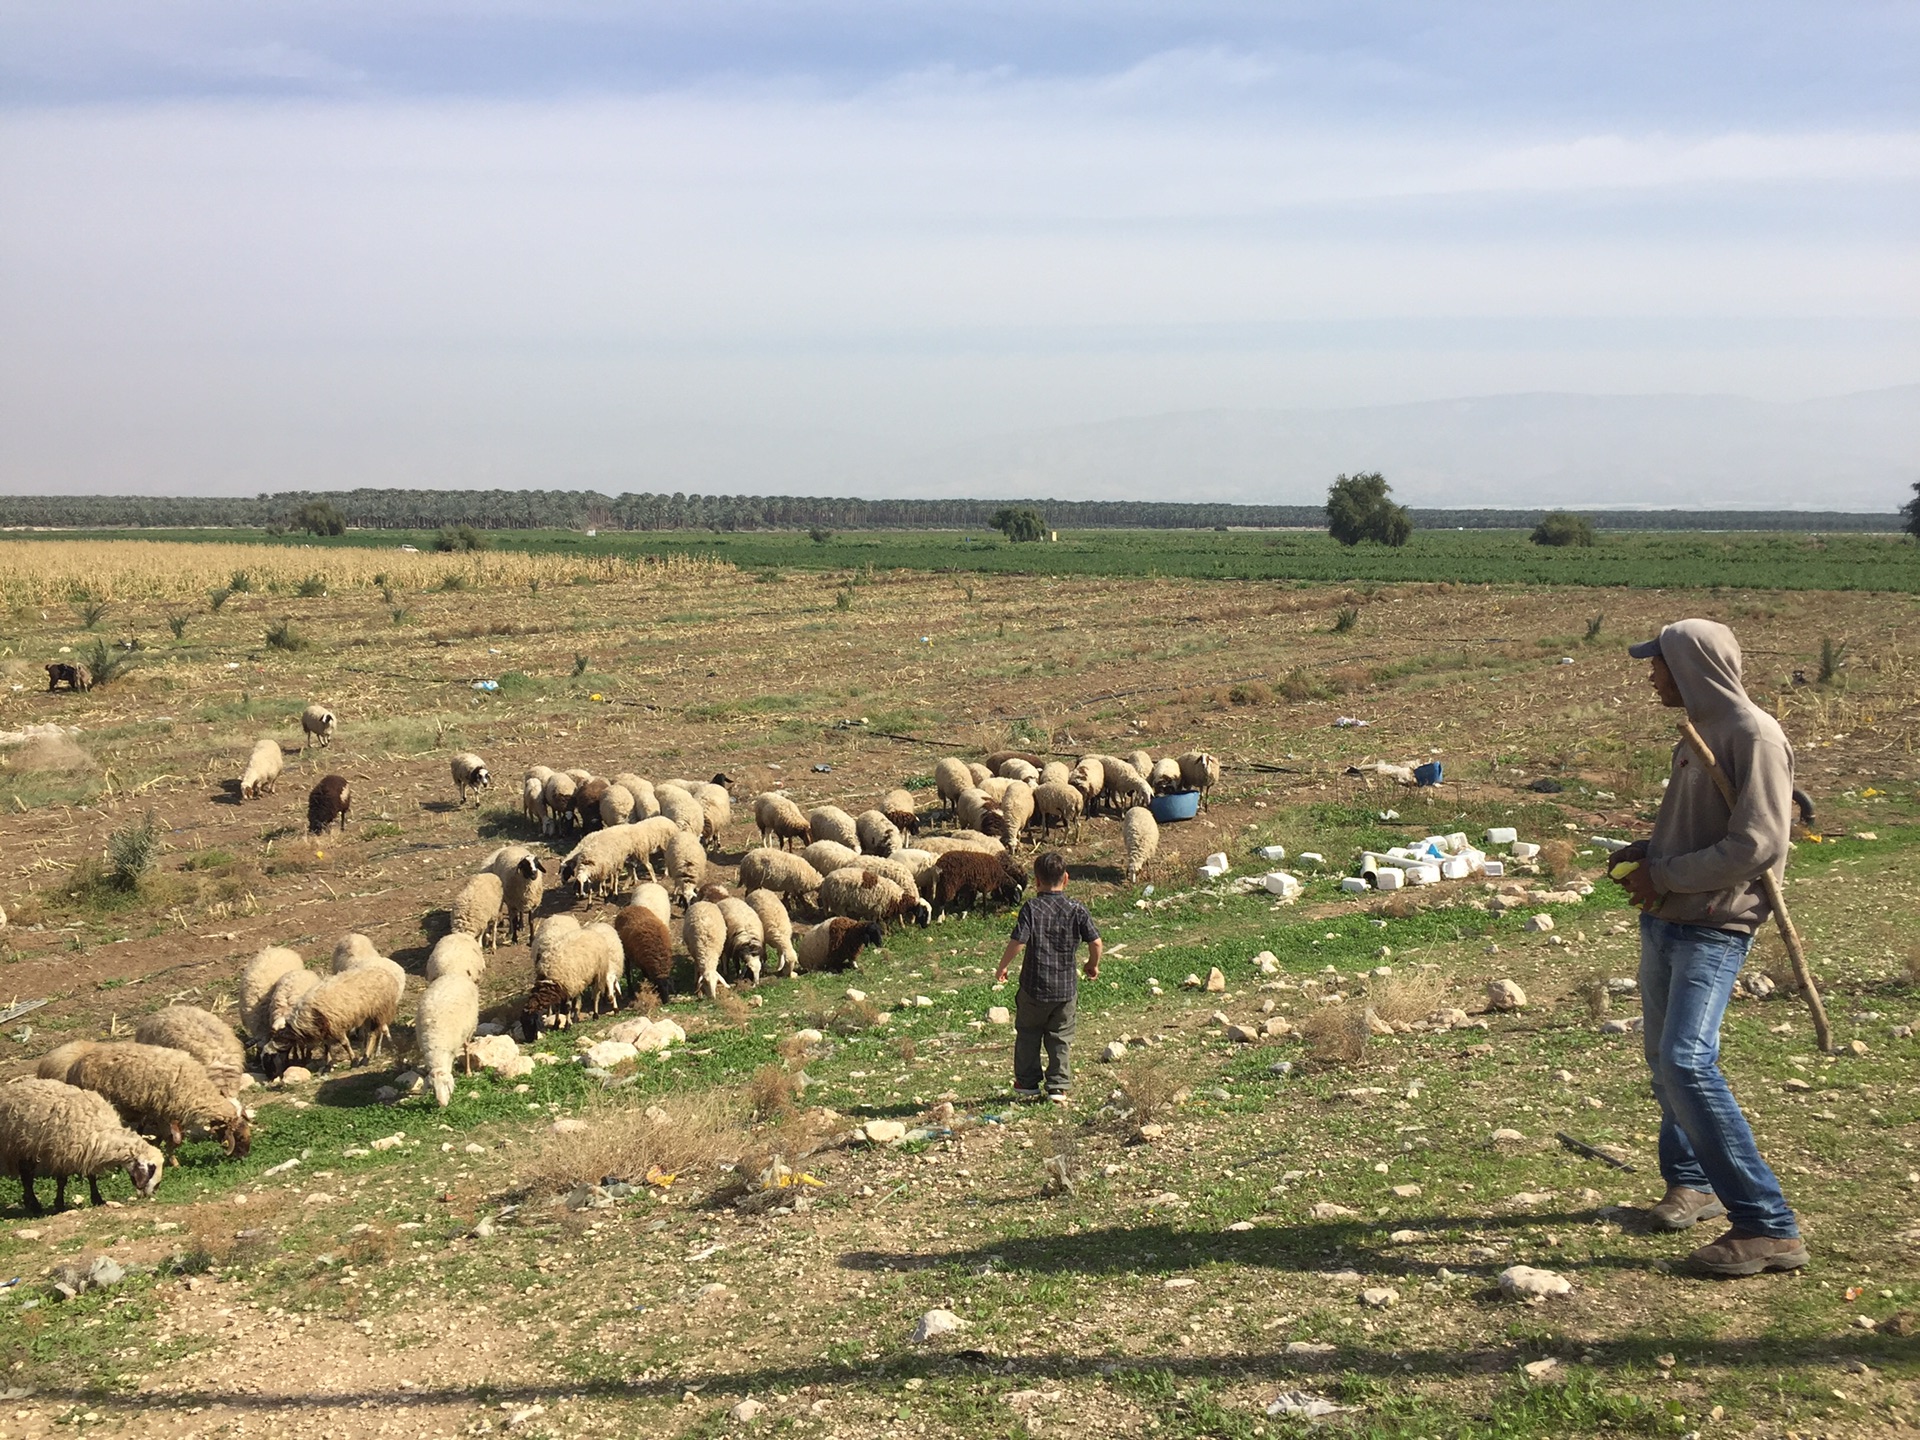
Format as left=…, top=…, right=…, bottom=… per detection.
left=1299, top=852, right=1324, bottom=867
left=1256, top=844, right=1287, bottom=862
left=1374, top=867, right=1405, bottom=891
left=1149, top=790, right=1201, bottom=823
left=1440, top=857, right=1472, bottom=881
left=1481, top=859, right=1506, bottom=878
left=1263, top=872, right=1302, bottom=899
left=1340, top=876, right=1370, bottom=894
left=1413, top=761, right=1443, bottom=786
left=1486, top=827, right=1518, bottom=845
left=1511, top=841, right=1540, bottom=861
left=1405, top=863, right=1441, bottom=885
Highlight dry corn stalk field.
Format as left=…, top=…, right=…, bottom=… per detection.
left=0, top=539, right=1916, bottom=1440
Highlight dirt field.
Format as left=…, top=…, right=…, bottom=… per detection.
left=0, top=552, right=1915, bottom=1438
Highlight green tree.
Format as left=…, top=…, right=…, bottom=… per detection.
left=1531, top=511, right=1596, bottom=547
left=1905, top=480, right=1920, bottom=539
left=990, top=506, right=1047, bottom=543
left=1325, top=473, right=1412, bottom=547
left=434, top=525, right=488, bottom=553
left=293, top=500, right=346, bottom=536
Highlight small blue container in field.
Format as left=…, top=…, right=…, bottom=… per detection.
left=1149, top=790, right=1201, bottom=822
left=1413, top=761, right=1443, bottom=787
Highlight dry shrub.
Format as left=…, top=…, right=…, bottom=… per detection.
left=1379, top=891, right=1424, bottom=919
left=344, top=1224, right=398, bottom=1268
left=629, top=981, right=662, bottom=1018
left=1573, top=969, right=1611, bottom=1020
left=776, top=1032, right=813, bottom=1065
left=1906, top=947, right=1920, bottom=986
left=746, top=1064, right=796, bottom=1121
left=1114, top=1057, right=1176, bottom=1129
left=1327, top=664, right=1372, bottom=694
left=825, top=997, right=882, bottom=1036
left=1754, top=934, right=1802, bottom=994
left=1539, top=839, right=1578, bottom=880
left=1278, top=668, right=1331, bottom=703
left=1226, top=681, right=1273, bottom=707
left=1367, top=970, right=1446, bottom=1027
left=515, top=1093, right=738, bottom=1196
left=1301, top=1004, right=1368, bottom=1065
left=712, top=991, right=752, bottom=1031
left=895, top=1035, right=917, bottom=1064
left=3, top=734, right=90, bottom=772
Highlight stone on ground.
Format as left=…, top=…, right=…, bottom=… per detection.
left=1498, top=1265, right=1573, bottom=1300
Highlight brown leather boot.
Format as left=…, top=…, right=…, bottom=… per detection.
left=1646, top=1185, right=1727, bottom=1231
left=1687, top=1228, right=1809, bottom=1276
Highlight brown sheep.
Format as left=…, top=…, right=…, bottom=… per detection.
left=793, top=917, right=885, bottom=974
left=931, top=849, right=1029, bottom=917
left=307, top=774, right=351, bottom=835
left=46, top=661, right=92, bottom=693
left=612, top=905, right=675, bottom=1002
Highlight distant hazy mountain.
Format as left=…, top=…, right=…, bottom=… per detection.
left=894, top=387, right=1919, bottom=510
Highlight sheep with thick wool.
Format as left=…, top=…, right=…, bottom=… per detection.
left=916, top=832, right=1005, bottom=858
left=619, top=775, right=661, bottom=819
left=238, top=946, right=305, bottom=1045
left=666, top=829, right=707, bottom=904
left=995, top=757, right=1040, bottom=784
left=133, top=1006, right=247, bottom=1099
left=262, top=966, right=322, bottom=1047
left=68, top=1044, right=251, bottom=1162
left=450, top=871, right=505, bottom=948
left=655, top=785, right=706, bottom=840
left=575, top=778, right=611, bottom=831
left=267, top=966, right=398, bottom=1074
left=1068, top=757, right=1105, bottom=813
left=330, top=937, right=411, bottom=1015
left=889, top=847, right=942, bottom=894
left=0, top=1080, right=164, bottom=1216
left=991, top=782, right=1035, bottom=849
left=715, top=896, right=766, bottom=983
left=855, top=808, right=902, bottom=857
left=415, top=973, right=480, bottom=1108
left=541, top=773, right=578, bottom=835
left=301, top=703, right=336, bottom=749
left=818, top=868, right=931, bottom=928
left=426, top=932, right=487, bottom=983
left=36, top=1040, right=98, bottom=1083
left=1032, top=781, right=1084, bottom=840
left=880, top=788, right=921, bottom=836
left=450, top=752, right=490, bottom=805
left=599, top=783, right=636, bottom=828
left=1040, top=760, right=1072, bottom=788
left=738, top=848, right=824, bottom=914
left=1097, top=756, right=1154, bottom=814
left=612, top=905, right=675, bottom=1001
left=681, top=900, right=729, bottom=999
left=931, top=849, right=1028, bottom=916
left=307, top=774, right=351, bottom=835
left=1126, top=749, right=1156, bottom=784
left=689, top=780, right=731, bottom=843
left=953, top=787, right=994, bottom=834
left=524, top=924, right=623, bottom=1032
left=800, top=839, right=859, bottom=876
left=521, top=774, right=549, bottom=828
left=794, top=918, right=883, bottom=974
left=807, top=805, right=858, bottom=850
left=933, top=757, right=974, bottom=812
left=752, top=791, right=810, bottom=849
left=239, top=738, right=283, bottom=800
left=1149, top=756, right=1182, bottom=793
left=744, top=889, right=798, bottom=978
left=1123, top=805, right=1160, bottom=885
left=1177, top=750, right=1222, bottom=802
left=623, top=881, right=672, bottom=927
left=482, top=845, right=546, bottom=942
left=559, top=823, right=644, bottom=899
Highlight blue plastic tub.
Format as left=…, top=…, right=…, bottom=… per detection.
left=1148, top=790, right=1201, bottom=822
left=1413, top=761, right=1443, bottom=787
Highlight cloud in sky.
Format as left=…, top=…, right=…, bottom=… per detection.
left=0, top=1, right=1914, bottom=498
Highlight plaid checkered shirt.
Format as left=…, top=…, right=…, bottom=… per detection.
left=1009, top=892, right=1101, bottom=1003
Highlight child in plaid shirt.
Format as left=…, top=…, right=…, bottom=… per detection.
left=995, top=850, right=1102, bottom=1101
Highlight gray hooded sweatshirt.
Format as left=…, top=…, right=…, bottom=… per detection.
left=1646, top=619, right=1794, bottom=933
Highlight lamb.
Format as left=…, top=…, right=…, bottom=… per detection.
left=1123, top=805, right=1160, bottom=885
left=612, top=905, right=676, bottom=1001
left=541, top=772, right=578, bottom=835
left=794, top=917, right=884, bottom=974
left=807, top=805, right=859, bottom=850
left=1031, top=780, right=1084, bottom=840
left=623, top=881, right=672, bottom=927
left=655, top=785, right=706, bottom=840
left=68, top=1044, right=251, bottom=1161
left=681, top=900, right=729, bottom=999
left=132, top=1006, right=247, bottom=1099
left=599, top=783, right=636, bottom=828
left=480, top=845, right=545, bottom=941
left=738, top=849, right=824, bottom=914
left=800, top=839, right=860, bottom=876
left=301, top=703, right=337, bottom=749
left=237, top=945, right=305, bottom=1044
left=665, top=829, right=707, bottom=905
left=715, top=896, right=766, bottom=984
left=521, top=774, right=548, bottom=828
left=933, top=757, right=975, bottom=812
left=1177, top=750, right=1222, bottom=803
left=1040, top=760, right=1072, bottom=788
left=35, top=1040, right=99, bottom=1082
left=267, top=966, right=399, bottom=1075
left=855, top=808, right=902, bottom=857
left=744, top=889, right=798, bottom=978
left=817, top=868, right=931, bottom=928
left=450, top=752, right=491, bottom=804
left=1149, top=756, right=1183, bottom=793
left=415, top=973, right=480, bottom=1107
left=426, top=932, right=488, bottom=983
left=752, top=791, right=811, bottom=849
left=880, top=788, right=921, bottom=836
left=0, top=1079, right=163, bottom=1215
left=45, top=660, right=93, bottom=693
left=239, top=738, right=283, bottom=800
left=307, top=774, right=351, bottom=835
left=450, top=872, right=506, bottom=948
left=931, top=849, right=1029, bottom=916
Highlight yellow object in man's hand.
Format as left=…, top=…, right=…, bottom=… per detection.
left=1608, top=859, right=1641, bottom=883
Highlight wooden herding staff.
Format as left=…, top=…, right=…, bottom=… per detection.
left=1675, top=717, right=1833, bottom=1052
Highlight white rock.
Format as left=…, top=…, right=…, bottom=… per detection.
left=1511, top=841, right=1541, bottom=860
left=844, top=987, right=867, bottom=1003
left=1523, top=913, right=1555, bottom=933
left=277, top=1065, right=313, bottom=1085
left=1490, top=1127, right=1526, bottom=1144
left=1486, top=979, right=1528, bottom=1011
left=1100, top=1041, right=1128, bottom=1063
left=1206, top=967, right=1226, bottom=993
left=551, top=1117, right=589, bottom=1135
left=1308, top=1202, right=1357, bottom=1220
left=1359, top=1287, right=1398, bottom=1309
left=791, top=1028, right=825, bottom=1046
left=633, top=1019, right=686, bottom=1052
left=730, top=1398, right=766, bottom=1423
left=1263, top=871, right=1302, bottom=899
left=603, top=1018, right=655, bottom=1045
left=1390, top=1183, right=1422, bottom=1198
left=466, top=1034, right=521, bottom=1071
left=987, top=1006, right=1011, bottom=1025
left=496, top=1055, right=536, bottom=1079
left=1498, top=1265, right=1572, bottom=1300
left=581, top=1040, right=639, bottom=1069
left=1223, top=1024, right=1259, bottom=1044
left=860, top=1120, right=908, bottom=1145
left=911, top=1308, right=966, bottom=1344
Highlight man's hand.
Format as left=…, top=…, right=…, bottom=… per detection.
left=995, top=961, right=1011, bottom=984
left=1621, top=862, right=1663, bottom=911
left=995, top=939, right=1021, bottom=985
left=1608, top=840, right=1649, bottom=874
left=1082, top=956, right=1099, bottom=980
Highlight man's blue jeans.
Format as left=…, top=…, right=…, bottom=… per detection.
left=1640, top=914, right=1799, bottom=1238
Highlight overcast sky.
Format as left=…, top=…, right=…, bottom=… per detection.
left=1, top=2, right=1915, bottom=497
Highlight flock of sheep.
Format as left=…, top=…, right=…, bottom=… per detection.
left=1, top=696, right=1220, bottom=1217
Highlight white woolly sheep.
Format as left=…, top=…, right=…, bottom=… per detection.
left=1149, top=756, right=1183, bottom=793
left=1123, top=805, right=1160, bottom=885
left=35, top=1039, right=99, bottom=1083
left=967, top=761, right=993, bottom=788
left=889, top=847, right=943, bottom=894
left=1177, top=750, right=1221, bottom=801
left=68, top=1044, right=251, bottom=1161
left=525, top=764, right=555, bottom=786
left=521, top=774, right=548, bottom=828
left=450, top=872, right=506, bottom=949
left=623, top=881, right=672, bottom=927
left=269, top=966, right=398, bottom=1074
left=238, top=945, right=305, bottom=1044
left=655, top=785, right=705, bottom=840
left=995, top=782, right=1035, bottom=849
left=880, top=788, right=920, bottom=835
left=239, top=738, right=283, bottom=800
left=483, top=845, right=546, bottom=942
left=681, top=900, right=729, bottom=999
left=715, top=896, right=766, bottom=984
left=132, top=1006, right=246, bottom=1100
left=334, top=945, right=407, bottom=1012
left=665, top=829, right=706, bottom=904
left=262, top=966, right=322, bottom=1045
left=1040, top=760, right=1072, bottom=788
left=523, top=923, right=621, bottom=1032
left=833, top=853, right=925, bottom=903
left=1096, top=756, right=1153, bottom=814
left=805, top=805, right=858, bottom=850
left=541, top=772, right=578, bottom=835
left=1068, top=756, right=1105, bottom=811
left=1032, top=781, right=1083, bottom=840
left=817, top=868, right=931, bottom=928
left=415, top=973, right=479, bottom=1107
left=426, top=932, right=488, bottom=983
left=300, top=702, right=336, bottom=749
left=559, top=823, right=644, bottom=898
left=800, top=839, right=860, bottom=876
left=689, top=781, right=732, bottom=842
left=450, top=752, right=491, bottom=804
left=599, top=783, right=636, bottom=828
left=744, top=889, right=798, bottom=978
left=0, top=1079, right=163, bottom=1215
left=854, top=808, right=902, bottom=857
left=794, top=917, right=885, bottom=974
left=753, top=791, right=811, bottom=849
left=914, top=832, right=1005, bottom=858
left=954, top=787, right=993, bottom=834
left=623, top=776, right=661, bottom=819
left=1126, top=749, right=1155, bottom=784
left=737, top=849, right=824, bottom=914
left=332, top=932, right=377, bottom=968
left=933, top=757, right=974, bottom=811
left=995, top=757, right=1040, bottom=784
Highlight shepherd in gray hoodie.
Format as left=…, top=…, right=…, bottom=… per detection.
left=1610, top=618, right=1807, bottom=1276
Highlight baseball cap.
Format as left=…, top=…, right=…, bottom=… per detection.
left=1627, top=635, right=1663, bottom=659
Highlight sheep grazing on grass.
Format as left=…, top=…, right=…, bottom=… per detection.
left=35, top=1040, right=99, bottom=1083
left=482, top=845, right=546, bottom=942
left=931, top=849, right=1029, bottom=916
left=450, top=872, right=505, bottom=948
left=852, top=807, right=903, bottom=858
left=794, top=917, right=883, bottom=974
left=744, top=889, right=798, bottom=978
left=954, top=787, right=993, bottom=834
left=239, top=738, right=283, bottom=800
left=599, top=783, right=636, bottom=829
left=1040, top=760, right=1072, bottom=788
left=889, top=847, right=941, bottom=895
left=301, top=703, right=337, bottom=749
left=450, top=752, right=491, bottom=804
left=612, top=904, right=675, bottom=1002
left=307, top=774, right=351, bottom=835
left=262, top=966, right=322, bottom=1049
left=1177, top=750, right=1222, bottom=804
left=655, top=785, right=706, bottom=841
left=238, top=946, right=305, bottom=1045
left=132, top=1006, right=247, bottom=1099
left=0, top=1080, right=163, bottom=1215
left=524, top=924, right=623, bottom=1033
left=738, top=849, right=824, bottom=915
left=665, top=829, right=707, bottom=905
left=623, top=881, right=672, bottom=927
left=993, top=783, right=1035, bottom=850
left=880, top=788, right=920, bottom=835
left=715, top=896, right=766, bottom=984
left=416, top=973, right=480, bottom=1107
left=1123, top=805, right=1160, bottom=885
left=801, top=839, right=859, bottom=877
left=559, top=823, right=644, bottom=899
left=622, top=776, right=661, bottom=819
left=996, top=757, right=1040, bottom=784
left=45, top=661, right=93, bottom=693
left=68, top=1044, right=251, bottom=1162
left=689, top=781, right=732, bottom=843
left=266, top=966, right=398, bottom=1076
left=817, top=868, right=931, bottom=928
left=332, top=939, right=406, bottom=1011
left=915, top=833, right=1004, bottom=858
left=1031, top=781, right=1084, bottom=841
left=541, top=772, right=578, bottom=835
left=807, top=805, right=859, bottom=851
left=426, top=932, right=487, bottom=983
left=752, top=791, right=811, bottom=849
left=933, top=757, right=974, bottom=814
left=681, top=900, right=729, bottom=999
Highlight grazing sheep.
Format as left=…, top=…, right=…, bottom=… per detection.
left=541, top=772, right=578, bottom=835
left=933, top=757, right=974, bottom=813
left=1177, top=750, right=1222, bottom=803
left=966, top=761, right=993, bottom=788
left=45, top=660, right=93, bottom=693
left=307, top=774, right=351, bottom=835
left=521, top=774, right=548, bottom=827
left=482, top=845, right=546, bottom=942
left=450, top=752, right=491, bottom=804
left=262, top=966, right=322, bottom=1046
left=655, top=785, right=705, bottom=840
left=612, top=905, right=675, bottom=1001
left=426, top=932, right=487, bottom=983
left=984, top=750, right=1045, bottom=773
left=239, top=738, right=283, bottom=800
left=665, top=829, right=707, bottom=905
left=954, top=787, right=993, bottom=834
left=996, top=757, right=1040, bottom=785
left=1149, top=756, right=1183, bottom=793
left=1103, top=760, right=1154, bottom=813
left=744, top=889, right=798, bottom=978
left=931, top=849, right=1029, bottom=916
left=688, top=781, right=732, bottom=843
left=807, top=805, right=859, bottom=850
left=1040, top=760, right=1072, bottom=789
left=0, top=1080, right=163, bottom=1215
left=800, top=839, right=860, bottom=877
left=450, top=872, right=506, bottom=948
left=855, top=808, right=902, bottom=857
left=35, top=1039, right=99, bottom=1083
left=681, top=900, right=729, bottom=999
left=332, top=933, right=377, bottom=968
left=68, top=1044, right=251, bottom=1161
left=915, top=832, right=1006, bottom=857
left=525, top=765, right=556, bottom=786
left=559, top=823, right=643, bottom=899
left=834, top=854, right=925, bottom=903
left=751, top=791, right=810, bottom=849
left=889, top=847, right=942, bottom=894
left=1123, top=805, right=1160, bottom=885
left=995, top=783, right=1035, bottom=850
left=1126, top=749, right=1156, bottom=784
left=238, top=946, right=305, bottom=1044
left=267, top=966, right=398, bottom=1075
left=624, top=776, right=661, bottom=819
left=599, top=783, right=636, bottom=828
left=1068, top=757, right=1105, bottom=812
left=301, top=703, right=337, bottom=749
left=338, top=950, right=406, bottom=1012
left=794, top=918, right=884, bottom=974
left=525, top=924, right=623, bottom=1031
left=880, top=788, right=920, bottom=835
left=623, top=881, right=672, bottom=927
left=572, top=777, right=610, bottom=831
left=416, top=973, right=480, bottom=1107
left=817, top=869, right=931, bottom=928
left=563, top=767, right=593, bottom=787
left=715, top=896, right=766, bottom=983
left=1032, top=780, right=1083, bottom=840
left=737, top=849, right=824, bottom=914
left=133, top=1007, right=246, bottom=1100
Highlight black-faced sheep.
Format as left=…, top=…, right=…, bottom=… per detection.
left=1149, top=756, right=1182, bottom=793
left=45, top=661, right=92, bottom=693
left=1123, top=805, right=1160, bottom=884
left=266, top=966, right=398, bottom=1075
left=482, top=845, right=546, bottom=942
left=416, top=973, right=480, bottom=1107
left=307, top=774, right=351, bottom=835
left=880, top=788, right=920, bottom=835
left=67, top=1043, right=252, bottom=1162
left=450, top=752, right=491, bottom=804
left=794, top=917, right=884, bottom=974
left=450, top=872, right=505, bottom=948
left=239, top=739, right=283, bottom=800
left=0, top=1079, right=163, bottom=1214
left=575, top=777, right=611, bottom=831
left=931, top=849, right=1029, bottom=916
left=752, top=791, right=811, bottom=849
left=612, top=905, right=675, bottom=1002
left=238, top=945, right=305, bottom=1045
left=524, top=923, right=622, bottom=1033
left=688, top=781, right=731, bottom=843
left=132, top=1006, right=247, bottom=1100
left=301, top=703, right=336, bottom=749
left=744, top=889, right=798, bottom=978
